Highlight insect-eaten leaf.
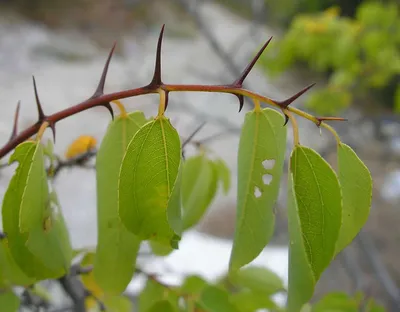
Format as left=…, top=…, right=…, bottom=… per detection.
left=2, top=142, right=71, bottom=280
left=181, top=154, right=218, bottom=230
left=335, top=143, right=372, bottom=255
left=94, top=112, right=146, bottom=295
left=118, top=116, right=182, bottom=248
left=287, top=146, right=342, bottom=311
left=229, top=108, right=286, bottom=272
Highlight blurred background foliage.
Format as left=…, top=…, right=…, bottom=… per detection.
left=258, top=1, right=400, bottom=115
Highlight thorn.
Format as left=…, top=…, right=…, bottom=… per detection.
left=149, top=24, right=165, bottom=87
left=283, top=113, right=289, bottom=126
left=276, top=83, right=316, bottom=109
left=233, top=36, right=273, bottom=87
left=32, top=76, right=46, bottom=121
left=9, top=101, right=21, bottom=141
left=93, top=42, right=116, bottom=97
left=103, top=102, right=114, bottom=120
left=235, top=94, right=244, bottom=112
left=49, top=121, right=56, bottom=143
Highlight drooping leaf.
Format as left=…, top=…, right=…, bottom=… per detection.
left=213, top=158, right=231, bottom=194
left=182, top=155, right=218, bottom=230
left=118, top=116, right=182, bottom=246
left=138, top=278, right=179, bottom=312
left=197, top=286, right=239, bottom=312
left=230, top=290, right=280, bottom=312
left=288, top=146, right=342, bottom=311
left=1, top=142, right=65, bottom=279
left=335, top=143, right=372, bottom=254
left=229, top=108, right=287, bottom=272
left=94, top=112, right=146, bottom=294
left=0, top=291, right=20, bottom=312
left=229, top=266, right=284, bottom=295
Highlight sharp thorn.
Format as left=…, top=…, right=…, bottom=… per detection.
left=49, top=122, right=56, bottom=143
left=93, top=42, right=117, bottom=97
left=233, top=36, right=272, bottom=87
left=9, top=101, right=21, bottom=141
left=32, top=76, right=46, bottom=121
left=276, top=83, right=316, bottom=108
left=235, top=94, right=244, bottom=112
left=150, top=24, right=165, bottom=86
left=283, top=114, right=289, bottom=126
left=103, top=103, right=114, bottom=120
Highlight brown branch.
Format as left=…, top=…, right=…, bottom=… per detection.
left=0, top=25, right=345, bottom=159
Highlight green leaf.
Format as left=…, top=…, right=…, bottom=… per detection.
left=197, top=286, right=239, bottom=312
left=1, top=142, right=66, bottom=279
left=213, top=158, right=231, bottom=194
left=335, top=143, right=372, bottom=254
left=230, top=290, right=280, bottom=312
left=312, top=292, right=359, bottom=312
left=118, top=116, right=182, bottom=246
left=229, top=108, right=287, bottom=272
left=149, top=240, right=174, bottom=256
left=148, top=300, right=175, bottom=312
left=180, top=275, right=208, bottom=295
left=229, top=266, right=284, bottom=295
left=0, top=240, right=34, bottom=286
left=0, top=291, right=20, bottom=312
left=288, top=146, right=342, bottom=311
left=182, top=155, right=218, bottom=230
left=94, top=112, right=146, bottom=294
left=138, top=278, right=179, bottom=312
left=103, top=295, right=133, bottom=312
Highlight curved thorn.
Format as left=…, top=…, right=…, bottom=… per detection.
left=9, top=101, right=21, bottom=141
left=32, top=76, right=45, bottom=121
left=283, top=114, right=289, bottom=126
left=233, top=36, right=272, bottom=87
left=234, top=94, right=244, bottom=112
left=164, top=91, right=170, bottom=111
left=93, top=42, right=117, bottom=97
left=150, top=24, right=165, bottom=86
left=276, top=83, right=316, bottom=109
left=49, top=122, right=56, bottom=143
left=103, top=103, right=114, bottom=120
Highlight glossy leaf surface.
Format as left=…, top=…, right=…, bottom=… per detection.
left=288, top=146, right=342, bottom=311
left=335, top=143, right=372, bottom=254
left=230, top=108, right=287, bottom=272
left=181, top=155, right=218, bottom=230
left=94, top=112, right=146, bottom=294
left=119, top=116, right=182, bottom=246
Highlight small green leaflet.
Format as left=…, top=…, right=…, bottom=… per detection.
left=0, top=291, right=20, bottom=311
left=181, top=155, right=218, bottom=230
left=228, top=266, right=284, bottom=295
left=138, top=278, right=179, bottom=312
left=1, top=142, right=69, bottom=279
left=149, top=240, right=174, bottom=256
left=229, top=108, right=287, bottom=272
left=335, top=143, right=372, bottom=254
left=94, top=112, right=146, bottom=294
left=230, top=290, right=280, bottom=312
left=118, top=116, right=182, bottom=247
left=148, top=300, right=175, bottom=312
left=288, top=146, right=342, bottom=311
left=197, top=286, right=239, bottom=312
left=213, top=158, right=231, bottom=194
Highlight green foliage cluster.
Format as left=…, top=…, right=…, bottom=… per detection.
left=259, top=2, right=400, bottom=115
left=0, top=99, right=378, bottom=311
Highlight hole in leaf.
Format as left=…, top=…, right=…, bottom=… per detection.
left=254, top=186, right=262, bottom=198
left=262, top=174, right=272, bottom=185
left=262, top=159, right=275, bottom=170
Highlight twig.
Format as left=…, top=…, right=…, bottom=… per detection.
left=57, top=275, right=86, bottom=312
left=50, top=150, right=97, bottom=178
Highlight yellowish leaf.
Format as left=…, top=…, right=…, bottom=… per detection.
left=65, top=135, right=97, bottom=159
